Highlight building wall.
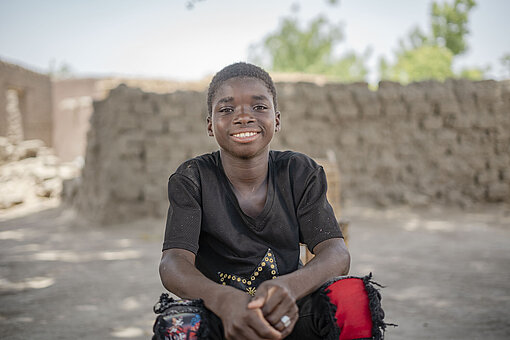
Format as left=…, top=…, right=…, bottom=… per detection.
left=0, top=60, right=53, bottom=145
left=51, top=78, right=106, bottom=161
left=51, top=77, right=211, bottom=161
left=75, top=80, right=510, bottom=224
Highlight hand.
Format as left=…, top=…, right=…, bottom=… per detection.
left=247, top=279, right=299, bottom=338
left=216, top=288, right=283, bottom=340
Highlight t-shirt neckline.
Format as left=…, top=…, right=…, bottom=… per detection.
left=216, top=151, right=275, bottom=230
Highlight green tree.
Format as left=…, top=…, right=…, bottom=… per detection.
left=430, top=0, right=476, bottom=55
left=262, top=16, right=342, bottom=73
left=249, top=15, right=369, bottom=82
left=390, top=45, right=454, bottom=83
left=400, top=0, right=476, bottom=56
left=458, top=66, right=488, bottom=80
left=380, top=0, right=482, bottom=83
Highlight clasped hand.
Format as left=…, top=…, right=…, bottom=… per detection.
left=219, top=280, right=299, bottom=340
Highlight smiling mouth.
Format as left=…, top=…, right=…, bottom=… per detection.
left=231, top=131, right=259, bottom=138
left=230, top=131, right=261, bottom=143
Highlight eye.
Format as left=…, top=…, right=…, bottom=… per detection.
left=253, top=104, right=268, bottom=111
left=218, top=107, right=234, bottom=113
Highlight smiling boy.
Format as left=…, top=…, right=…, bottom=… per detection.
left=156, top=62, right=386, bottom=340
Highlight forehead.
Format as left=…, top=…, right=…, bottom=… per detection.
left=213, top=77, right=272, bottom=103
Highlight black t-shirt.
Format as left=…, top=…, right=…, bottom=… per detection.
left=163, top=150, right=342, bottom=293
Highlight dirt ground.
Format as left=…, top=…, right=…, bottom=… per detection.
left=1, top=201, right=509, bottom=340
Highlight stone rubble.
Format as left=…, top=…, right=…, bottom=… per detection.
left=0, top=137, right=81, bottom=210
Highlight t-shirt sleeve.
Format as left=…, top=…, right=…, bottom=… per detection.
left=297, top=166, right=343, bottom=253
left=163, top=173, right=202, bottom=253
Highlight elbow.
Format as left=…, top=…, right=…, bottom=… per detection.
left=313, top=238, right=350, bottom=276
left=159, top=254, right=179, bottom=293
left=159, top=256, right=171, bottom=290
left=338, top=246, right=350, bottom=275
left=159, top=249, right=196, bottom=296
left=331, top=238, right=350, bottom=276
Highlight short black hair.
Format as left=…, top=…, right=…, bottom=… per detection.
left=207, top=62, right=277, bottom=116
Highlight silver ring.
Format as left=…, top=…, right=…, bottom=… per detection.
left=280, top=315, right=291, bottom=328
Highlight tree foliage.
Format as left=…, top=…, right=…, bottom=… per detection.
left=381, top=0, right=481, bottom=83
left=249, top=15, right=369, bottom=82
left=458, top=67, right=485, bottom=80
left=391, top=45, right=454, bottom=83
left=430, top=0, right=476, bottom=55
left=400, top=0, right=476, bottom=56
left=263, top=16, right=342, bottom=73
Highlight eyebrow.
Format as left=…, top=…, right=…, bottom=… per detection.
left=216, top=94, right=270, bottom=106
left=252, top=94, right=270, bottom=102
left=216, top=96, right=234, bottom=105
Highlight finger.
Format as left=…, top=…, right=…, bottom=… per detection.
left=248, top=307, right=283, bottom=339
left=265, top=300, right=298, bottom=330
left=277, top=312, right=300, bottom=338
left=248, top=284, right=274, bottom=310
left=259, top=287, right=283, bottom=316
left=247, top=296, right=264, bottom=309
left=261, top=289, right=294, bottom=319
left=227, top=310, right=281, bottom=340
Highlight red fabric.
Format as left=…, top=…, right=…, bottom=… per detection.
left=326, top=278, right=373, bottom=340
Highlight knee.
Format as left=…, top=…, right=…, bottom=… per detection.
left=322, top=275, right=387, bottom=340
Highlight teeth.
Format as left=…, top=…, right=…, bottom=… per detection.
left=234, top=132, right=257, bottom=138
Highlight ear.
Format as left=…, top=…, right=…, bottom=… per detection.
left=207, top=116, right=214, bottom=136
left=275, top=111, right=281, bottom=132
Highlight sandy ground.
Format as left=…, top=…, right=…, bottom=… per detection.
left=0, top=202, right=509, bottom=339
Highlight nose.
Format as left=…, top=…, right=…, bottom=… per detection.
left=233, top=105, right=255, bottom=125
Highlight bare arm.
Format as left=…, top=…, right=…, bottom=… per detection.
left=281, top=237, right=350, bottom=298
left=159, top=248, right=284, bottom=340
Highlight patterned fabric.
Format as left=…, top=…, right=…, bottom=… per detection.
left=161, top=313, right=200, bottom=340
left=217, top=248, right=279, bottom=296
left=152, top=295, right=207, bottom=340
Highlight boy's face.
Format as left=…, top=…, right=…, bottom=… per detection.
left=207, top=77, right=280, bottom=159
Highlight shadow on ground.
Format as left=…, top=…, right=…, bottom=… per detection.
left=1, top=203, right=509, bottom=339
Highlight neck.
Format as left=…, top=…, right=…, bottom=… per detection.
left=220, top=150, right=269, bottom=190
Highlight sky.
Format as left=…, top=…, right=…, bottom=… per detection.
left=1, top=0, right=509, bottom=83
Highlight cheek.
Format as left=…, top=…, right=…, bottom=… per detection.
left=212, top=120, right=226, bottom=136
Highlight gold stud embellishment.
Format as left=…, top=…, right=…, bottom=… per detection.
left=216, top=248, right=279, bottom=295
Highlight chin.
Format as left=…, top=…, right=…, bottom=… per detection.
left=224, top=145, right=270, bottom=160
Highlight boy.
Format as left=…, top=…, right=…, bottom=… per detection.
left=156, top=62, right=386, bottom=339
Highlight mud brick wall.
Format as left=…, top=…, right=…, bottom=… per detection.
left=75, top=80, right=510, bottom=224
left=0, top=60, right=53, bottom=145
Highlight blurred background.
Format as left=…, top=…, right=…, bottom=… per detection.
left=1, top=0, right=510, bottom=83
left=0, top=1, right=509, bottom=339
